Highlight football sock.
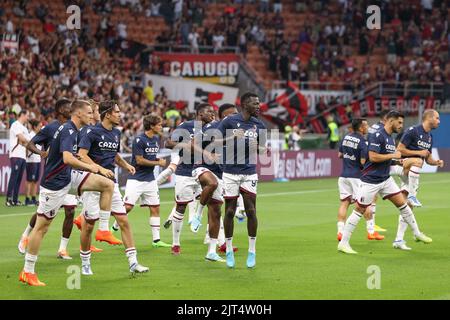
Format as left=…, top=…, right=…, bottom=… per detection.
left=80, top=250, right=91, bottom=267
left=22, top=224, right=33, bottom=237
left=399, top=203, right=421, bottom=236
left=208, top=238, right=218, bottom=255
left=24, top=253, right=37, bottom=273
left=226, top=237, right=233, bottom=253
left=149, top=217, right=160, bottom=241
left=408, top=166, right=421, bottom=197
left=341, top=210, right=362, bottom=245
left=395, top=214, right=408, bottom=242
left=98, top=210, right=110, bottom=231
left=248, top=236, right=256, bottom=254
left=172, top=211, right=184, bottom=246
left=58, top=237, right=69, bottom=252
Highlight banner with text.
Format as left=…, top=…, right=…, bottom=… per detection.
left=308, top=96, right=442, bottom=133
left=154, top=53, right=239, bottom=86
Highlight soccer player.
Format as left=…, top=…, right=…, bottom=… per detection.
left=166, top=103, right=215, bottom=255
left=187, top=103, right=227, bottom=262
left=73, top=100, right=123, bottom=246
left=77, top=100, right=148, bottom=274
left=219, top=92, right=267, bottom=268
left=7, top=110, right=29, bottom=206
left=392, top=109, right=444, bottom=250
left=366, top=109, right=390, bottom=233
left=191, top=103, right=239, bottom=254
left=337, top=111, right=432, bottom=254
left=114, top=114, right=171, bottom=248
left=396, top=109, right=443, bottom=207
left=337, top=118, right=384, bottom=241
left=19, top=100, right=116, bottom=286
left=18, top=98, right=82, bottom=259
left=25, top=119, right=42, bottom=206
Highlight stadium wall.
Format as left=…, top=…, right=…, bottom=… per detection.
left=2, top=147, right=450, bottom=195
left=430, top=114, right=450, bottom=148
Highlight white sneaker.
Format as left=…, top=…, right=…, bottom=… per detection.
left=205, top=252, right=225, bottom=262
left=414, top=233, right=432, bottom=244
left=130, top=263, right=149, bottom=273
left=82, top=264, right=93, bottom=275
left=407, top=195, right=422, bottom=207
left=392, top=240, right=412, bottom=250
left=337, top=242, right=357, bottom=254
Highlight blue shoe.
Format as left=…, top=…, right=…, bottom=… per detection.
left=190, top=215, right=202, bottom=233
left=407, top=195, right=422, bottom=207
left=246, top=252, right=256, bottom=268
left=205, top=252, right=225, bottom=262
left=226, top=251, right=235, bottom=268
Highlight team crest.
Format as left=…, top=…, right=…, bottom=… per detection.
left=101, top=135, right=105, bottom=140
left=237, top=123, right=241, bottom=127
left=69, top=129, right=74, bottom=135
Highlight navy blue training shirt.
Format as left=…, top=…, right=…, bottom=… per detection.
left=339, top=132, right=368, bottom=179
left=400, top=124, right=433, bottom=156
left=193, top=120, right=223, bottom=179
left=217, top=113, right=266, bottom=175
left=41, top=120, right=79, bottom=190
left=31, top=120, right=62, bottom=151
left=172, top=120, right=196, bottom=177
left=129, top=133, right=160, bottom=182
left=361, top=128, right=397, bottom=184
left=78, top=123, right=121, bottom=172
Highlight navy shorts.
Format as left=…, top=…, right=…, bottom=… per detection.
left=26, top=163, right=41, bottom=182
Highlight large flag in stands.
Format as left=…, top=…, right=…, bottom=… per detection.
left=260, top=82, right=308, bottom=128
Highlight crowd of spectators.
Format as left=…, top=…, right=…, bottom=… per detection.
left=0, top=0, right=193, bottom=150
left=264, top=0, right=450, bottom=93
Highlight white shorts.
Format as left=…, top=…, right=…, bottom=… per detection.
left=338, top=177, right=360, bottom=202
left=222, top=172, right=258, bottom=199
left=81, top=183, right=126, bottom=221
left=192, top=167, right=224, bottom=203
left=174, top=174, right=201, bottom=204
left=356, top=177, right=402, bottom=207
left=37, top=170, right=90, bottom=219
left=62, top=194, right=78, bottom=208
left=124, top=179, right=160, bottom=207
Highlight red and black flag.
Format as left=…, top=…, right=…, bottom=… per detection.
left=260, top=82, right=308, bottom=128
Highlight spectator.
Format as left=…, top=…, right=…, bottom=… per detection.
left=143, top=80, right=155, bottom=104
left=259, top=0, right=269, bottom=13
left=188, top=26, right=200, bottom=53
left=7, top=110, right=29, bottom=206
left=213, top=31, right=225, bottom=53
left=326, top=115, right=340, bottom=149
left=273, top=0, right=282, bottom=13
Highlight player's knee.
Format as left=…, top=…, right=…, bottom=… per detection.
left=415, top=158, right=424, bottom=167
left=104, top=179, right=114, bottom=191
left=176, top=204, right=187, bottom=213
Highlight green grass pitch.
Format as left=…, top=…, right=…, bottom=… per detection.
left=1, top=173, right=450, bottom=300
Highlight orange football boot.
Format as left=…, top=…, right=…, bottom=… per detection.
left=367, top=232, right=385, bottom=240
left=73, top=215, right=83, bottom=230
left=19, top=270, right=46, bottom=286
left=95, top=230, right=122, bottom=245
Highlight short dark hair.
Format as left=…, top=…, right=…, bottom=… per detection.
left=352, top=118, right=367, bottom=132
left=143, top=114, right=162, bottom=131
left=18, top=110, right=27, bottom=118
left=240, top=92, right=259, bottom=106
left=99, top=100, right=117, bottom=120
left=379, top=109, right=390, bottom=120
left=218, top=103, right=236, bottom=119
left=55, top=98, right=71, bottom=114
left=29, top=119, right=40, bottom=129
left=70, top=99, right=91, bottom=113
left=196, top=103, right=211, bottom=115
left=386, top=110, right=404, bottom=120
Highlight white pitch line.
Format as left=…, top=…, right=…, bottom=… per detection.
left=1, top=178, right=450, bottom=219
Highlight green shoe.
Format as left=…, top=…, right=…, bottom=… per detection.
left=152, top=240, right=171, bottom=248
